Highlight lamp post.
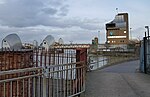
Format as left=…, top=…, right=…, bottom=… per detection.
left=69, top=40, right=73, bottom=44
left=116, top=8, right=118, bottom=15
left=130, top=28, right=132, bottom=40
left=98, top=31, right=100, bottom=44
left=145, top=26, right=149, bottom=38
left=145, top=26, right=149, bottom=74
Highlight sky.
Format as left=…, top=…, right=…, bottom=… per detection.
left=0, top=0, right=150, bottom=45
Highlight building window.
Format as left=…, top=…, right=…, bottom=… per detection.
left=120, top=40, right=124, bottom=43
left=115, top=15, right=124, bottom=22
left=107, top=41, right=110, bottom=43
left=124, top=31, right=126, bottom=33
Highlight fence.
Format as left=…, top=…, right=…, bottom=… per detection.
left=88, top=53, right=137, bottom=71
left=0, top=48, right=86, bottom=97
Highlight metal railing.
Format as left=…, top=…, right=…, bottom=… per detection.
left=88, top=54, right=137, bottom=71
left=0, top=48, right=86, bottom=97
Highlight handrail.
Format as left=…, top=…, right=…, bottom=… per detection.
left=0, top=67, right=41, bottom=76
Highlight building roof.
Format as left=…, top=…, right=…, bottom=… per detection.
left=2, top=33, right=22, bottom=50
left=106, top=13, right=127, bottom=29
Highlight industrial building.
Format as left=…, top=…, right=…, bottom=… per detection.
left=106, top=13, right=129, bottom=49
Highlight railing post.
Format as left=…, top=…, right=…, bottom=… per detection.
left=76, top=48, right=87, bottom=64
left=144, top=37, right=147, bottom=74
left=42, top=64, right=47, bottom=97
left=43, top=77, right=47, bottom=97
left=76, top=48, right=87, bottom=96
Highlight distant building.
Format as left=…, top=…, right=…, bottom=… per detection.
left=106, top=13, right=129, bottom=49
left=94, top=37, right=98, bottom=45
left=1, top=33, right=22, bottom=50
left=90, top=37, right=99, bottom=53
left=58, top=38, right=64, bottom=45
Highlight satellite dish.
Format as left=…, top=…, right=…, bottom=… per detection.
left=41, top=35, right=55, bottom=49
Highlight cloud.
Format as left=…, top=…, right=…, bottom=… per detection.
left=0, top=0, right=104, bottom=29
left=0, top=24, right=106, bottom=47
left=131, top=27, right=145, bottom=40
left=42, top=7, right=57, bottom=15
left=0, top=0, right=103, bottom=30
left=0, top=0, right=69, bottom=27
left=58, top=5, right=69, bottom=16
left=0, top=0, right=106, bottom=46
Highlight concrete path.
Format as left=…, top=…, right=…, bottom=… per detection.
left=83, top=60, right=150, bottom=97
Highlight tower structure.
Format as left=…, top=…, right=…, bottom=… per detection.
left=106, top=13, right=129, bottom=49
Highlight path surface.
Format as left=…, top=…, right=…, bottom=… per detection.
left=83, top=60, right=150, bottom=97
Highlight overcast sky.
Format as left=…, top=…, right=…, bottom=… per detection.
left=0, top=0, right=150, bottom=45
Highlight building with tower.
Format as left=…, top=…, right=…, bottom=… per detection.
left=106, top=13, right=129, bottom=49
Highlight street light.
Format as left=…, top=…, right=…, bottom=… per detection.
left=116, top=8, right=119, bottom=15
left=145, top=26, right=150, bottom=74
left=145, top=26, right=149, bottom=37
left=69, top=41, right=73, bottom=44
left=98, top=31, right=100, bottom=44
left=130, top=28, right=132, bottom=40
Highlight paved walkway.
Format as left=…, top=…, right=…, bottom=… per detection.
left=83, top=60, right=150, bottom=97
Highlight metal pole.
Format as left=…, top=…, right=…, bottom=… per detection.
left=130, top=28, right=132, bottom=40
left=148, top=27, right=149, bottom=37
left=145, top=26, right=150, bottom=73
left=145, top=26, right=149, bottom=38
left=98, top=31, right=100, bottom=44
left=144, top=37, right=147, bottom=74
left=116, top=8, right=118, bottom=15
left=97, top=52, right=99, bottom=68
